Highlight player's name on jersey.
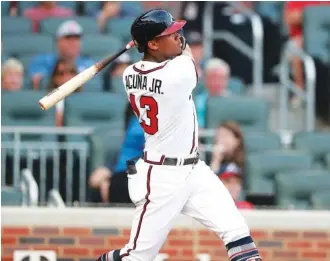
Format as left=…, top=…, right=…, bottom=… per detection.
left=125, top=74, right=163, bottom=94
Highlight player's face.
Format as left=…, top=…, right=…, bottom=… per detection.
left=154, top=32, right=183, bottom=57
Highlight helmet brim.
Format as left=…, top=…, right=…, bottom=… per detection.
left=157, top=20, right=186, bottom=37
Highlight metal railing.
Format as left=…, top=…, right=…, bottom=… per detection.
left=279, top=41, right=316, bottom=131
left=21, top=169, right=39, bottom=206
left=1, top=126, right=94, bottom=204
left=203, top=1, right=264, bottom=96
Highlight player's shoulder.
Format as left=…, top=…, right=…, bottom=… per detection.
left=168, top=55, right=196, bottom=71
left=123, top=62, right=136, bottom=77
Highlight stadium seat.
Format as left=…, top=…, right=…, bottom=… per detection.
left=81, top=35, right=123, bottom=57
left=1, top=17, right=32, bottom=34
left=110, top=76, right=126, bottom=95
left=3, top=35, right=53, bottom=56
left=228, top=77, right=245, bottom=95
left=293, top=132, right=330, bottom=167
left=19, top=54, right=36, bottom=70
left=275, top=170, right=330, bottom=209
left=1, top=1, right=9, bottom=16
left=40, top=17, right=99, bottom=36
left=82, top=76, right=103, bottom=92
left=120, top=1, right=144, bottom=17
left=107, top=17, right=135, bottom=42
left=311, top=191, right=330, bottom=209
left=206, top=96, right=269, bottom=132
left=325, top=153, right=330, bottom=170
left=303, top=5, right=330, bottom=63
left=1, top=91, right=56, bottom=143
left=64, top=93, right=126, bottom=142
left=83, top=1, right=102, bottom=16
left=1, top=186, right=22, bottom=206
left=245, top=150, right=314, bottom=194
left=244, top=131, right=282, bottom=153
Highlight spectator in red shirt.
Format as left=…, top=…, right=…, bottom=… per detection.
left=219, top=163, right=254, bottom=210
left=24, top=1, right=74, bottom=32
left=284, top=1, right=330, bottom=93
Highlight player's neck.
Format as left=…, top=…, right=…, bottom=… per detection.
left=143, top=52, right=168, bottom=63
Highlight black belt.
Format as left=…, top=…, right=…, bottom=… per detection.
left=143, top=152, right=199, bottom=166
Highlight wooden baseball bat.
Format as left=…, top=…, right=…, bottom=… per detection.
left=39, top=41, right=135, bottom=110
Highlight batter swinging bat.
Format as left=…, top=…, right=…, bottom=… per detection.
left=39, top=41, right=135, bottom=110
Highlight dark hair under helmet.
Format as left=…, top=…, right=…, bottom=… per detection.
left=131, top=9, right=186, bottom=53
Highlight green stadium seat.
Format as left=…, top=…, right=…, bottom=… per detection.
left=40, top=17, right=99, bottom=36
left=228, top=77, right=245, bottom=95
left=311, top=191, right=330, bottom=210
left=111, top=76, right=126, bottom=95
left=1, top=91, right=56, bottom=143
left=83, top=1, right=102, bottom=16
left=19, top=54, right=35, bottom=70
left=275, top=170, right=330, bottom=209
left=120, top=2, right=144, bottom=16
left=3, top=35, right=53, bottom=56
left=107, top=17, right=135, bottom=42
left=206, top=96, right=269, bottom=132
left=1, top=17, right=32, bottom=34
left=303, top=5, right=330, bottom=63
left=293, top=132, right=330, bottom=167
left=245, top=150, right=314, bottom=194
left=1, top=1, right=9, bottom=16
left=81, top=35, right=123, bottom=56
left=82, top=76, right=103, bottom=92
left=244, top=131, right=282, bottom=153
left=1, top=186, right=22, bottom=206
left=325, top=153, right=330, bottom=170
left=64, top=93, right=126, bottom=142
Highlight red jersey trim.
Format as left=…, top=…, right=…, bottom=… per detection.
left=133, top=62, right=168, bottom=74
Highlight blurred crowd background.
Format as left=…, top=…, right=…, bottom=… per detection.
left=1, top=1, right=330, bottom=210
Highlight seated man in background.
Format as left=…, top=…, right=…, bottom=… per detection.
left=89, top=104, right=144, bottom=204
left=210, top=121, right=254, bottom=209
left=28, top=20, right=94, bottom=90
left=1, top=58, right=24, bottom=91
left=24, top=1, right=74, bottom=32
left=195, top=58, right=231, bottom=128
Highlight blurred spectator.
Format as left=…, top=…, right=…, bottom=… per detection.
left=111, top=53, right=132, bottom=77
left=28, top=20, right=94, bottom=90
left=210, top=121, right=253, bottom=209
left=47, top=58, right=78, bottom=126
left=284, top=1, right=330, bottom=91
left=195, top=58, right=231, bottom=128
left=210, top=121, right=244, bottom=173
left=185, top=31, right=204, bottom=78
left=89, top=104, right=144, bottom=204
left=105, top=53, right=132, bottom=91
left=219, top=163, right=254, bottom=210
left=24, top=1, right=74, bottom=32
left=1, top=58, right=24, bottom=91
left=97, top=2, right=121, bottom=31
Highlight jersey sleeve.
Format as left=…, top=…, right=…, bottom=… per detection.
left=167, top=55, right=198, bottom=95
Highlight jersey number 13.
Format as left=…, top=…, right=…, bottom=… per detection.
left=130, top=94, right=158, bottom=135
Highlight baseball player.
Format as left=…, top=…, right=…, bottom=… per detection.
left=97, top=9, right=262, bottom=261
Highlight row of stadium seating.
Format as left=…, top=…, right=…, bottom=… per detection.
left=2, top=16, right=135, bottom=41
left=1, top=1, right=144, bottom=17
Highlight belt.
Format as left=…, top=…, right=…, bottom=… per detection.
left=143, top=152, right=199, bottom=166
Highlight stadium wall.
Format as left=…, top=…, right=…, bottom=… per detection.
left=2, top=208, right=330, bottom=261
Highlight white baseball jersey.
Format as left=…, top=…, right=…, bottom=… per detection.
left=122, top=55, right=199, bottom=157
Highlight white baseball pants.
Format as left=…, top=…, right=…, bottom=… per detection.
left=119, top=158, right=250, bottom=261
